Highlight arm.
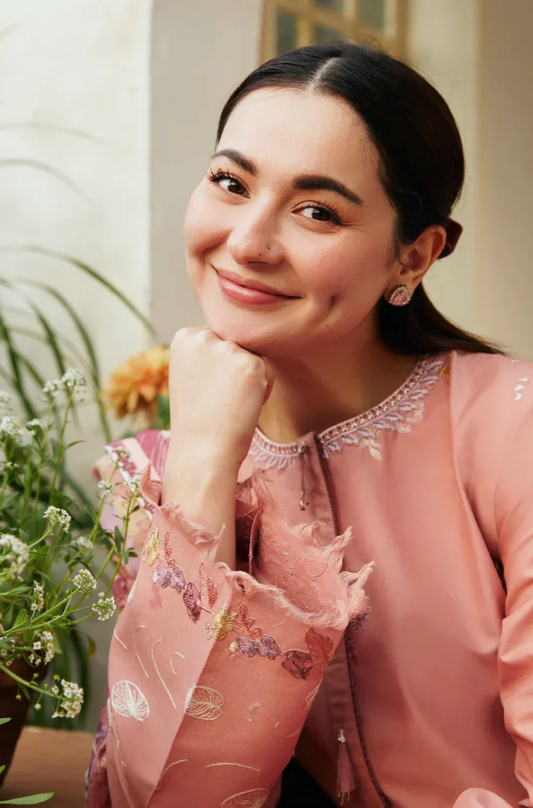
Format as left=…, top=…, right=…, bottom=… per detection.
left=453, top=400, right=533, bottom=808
left=104, top=458, right=370, bottom=808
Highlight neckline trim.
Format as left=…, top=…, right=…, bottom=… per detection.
left=250, top=352, right=450, bottom=466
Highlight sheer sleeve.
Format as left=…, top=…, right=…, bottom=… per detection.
left=85, top=434, right=372, bottom=808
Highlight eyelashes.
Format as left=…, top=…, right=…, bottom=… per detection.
left=205, top=168, right=344, bottom=226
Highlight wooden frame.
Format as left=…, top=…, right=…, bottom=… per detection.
left=260, top=0, right=408, bottom=62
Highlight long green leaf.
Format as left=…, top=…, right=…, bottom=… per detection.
left=0, top=794, right=54, bottom=804
left=1, top=246, right=155, bottom=335
left=16, top=279, right=111, bottom=440
left=0, top=311, right=36, bottom=418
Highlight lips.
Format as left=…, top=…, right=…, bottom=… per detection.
left=213, top=266, right=298, bottom=298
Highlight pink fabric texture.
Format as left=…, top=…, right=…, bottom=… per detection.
left=86, top=349, right=533, bottom=807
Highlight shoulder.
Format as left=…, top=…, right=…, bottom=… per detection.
left=449, top=350, right=533, bottom=425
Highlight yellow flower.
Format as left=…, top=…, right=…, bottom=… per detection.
left=145, top=526, right=160, bottom=566
left=102, top=346, right=169, bottom=422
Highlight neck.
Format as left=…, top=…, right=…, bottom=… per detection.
left=257, top=335, right=420, bottom=445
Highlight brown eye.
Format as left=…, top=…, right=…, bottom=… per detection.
left=299, top=202, right=343, bottom=226
left=206, top=170, right=247, bottom=196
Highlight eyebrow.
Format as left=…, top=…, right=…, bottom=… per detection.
left=211, top=148, right=364, bottom=207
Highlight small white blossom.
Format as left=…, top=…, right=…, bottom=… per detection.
left=30, top=581, right=45, bottom=613
left=72, top=568, right=97, bottom=598
left=126, top=475, right=141, bottom=496
left=0, top=533, right=29, bottom=576
left=74, top=535, right=94, bottom=553
left=61, top=368, right=86, bottom=391
left=91, top=593, right=116, bottom=621
left=51, top=684, right=59, bottom=695
left=113, top=445, right=130, bottom=461
left=0, top=415, right=23, bottom=443
left=0, top=392, right=12, bottom=412
left=26, top=418, right=43, bottom=435
left=41, top=630, right=55, bottom=664
left=32, top=640, right=42, bottom=651
left=97, top=480, right=115, bottom=494
left=44, top=506, right=71, bottom=533
left=42, top=379, right=62, bottom=399
left=52, top=678, right=84, bottom=719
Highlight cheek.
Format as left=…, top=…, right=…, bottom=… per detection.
left=184, top=187, right=226, bottom=256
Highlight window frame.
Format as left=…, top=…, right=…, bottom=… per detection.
left=261, top=0, right=408, bottom=62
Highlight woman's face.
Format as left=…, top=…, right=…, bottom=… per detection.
left=184, top=87, right=399, bottom=357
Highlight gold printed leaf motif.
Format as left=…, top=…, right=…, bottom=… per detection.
left=145, top=525, right=160, bottom=566
left=185, top=685, right=224, bottom=721
left=221, top=788, right=269, bottom=808
left=199, top=562, right=218, bottom=608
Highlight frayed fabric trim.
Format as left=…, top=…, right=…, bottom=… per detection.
left=140, top=462, right=373, bottom=631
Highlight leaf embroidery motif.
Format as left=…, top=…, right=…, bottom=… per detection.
left=221, top=788, right=269, bottom=808
left=184, top=685, right=224, bottom=721
left=200, top=562, right=218, bottom=608
left=232, top=603, right=262, bottom=639
left=111, top=680, right=150, bottom=721
left=210, top=608, right=237, bottom=640
left=182, top=581, right=202, bottom=623
left=305, top=627, right=334, bottom=661
left=281, top=650, right=314, bottom=680
left=145, top=526, right=160, bottom=566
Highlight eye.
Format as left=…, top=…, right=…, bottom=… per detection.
left=298, top=202, right=343, bottom=226
left=206, top=169, right=247, bottom=196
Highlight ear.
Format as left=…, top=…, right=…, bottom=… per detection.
left=393, top=225, right=447, bottom=291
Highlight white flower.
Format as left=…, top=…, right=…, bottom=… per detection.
left=26, top=418, right=43, bottom=434
left=0, top=533, right=29, bottom=576
left=97, top=480, right=115, bottom=494
left=32, top=640, right=42, bottom=651
left=113, top=446, right=130, bottom=460
left=52, top=678, right=84, bottom=719
left=61, top=368, right=86, bottom=392
left=126, top=475, right=141, bottom=496
left=0, top=415, right=23, bottom=443
left=44, top=506, right=71, bottom=533
left=71, top=568, right=97, bottom=598
left=30, top=582, right=45, bottom=613
left=91, top=593, right=116, bottom=621
left=74, top=535, right=94, bottom=553
left=41, top=630, right=55, bottom=664
left=42, top=379, right=62, bottom=399
left=0, top=392, right=12, bottom=412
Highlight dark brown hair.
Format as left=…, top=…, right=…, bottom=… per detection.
left=216, top=42, right=506, bottom=357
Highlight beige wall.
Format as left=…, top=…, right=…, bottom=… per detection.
left=409, top=0, right=533, bottom=360
left=150, top=0, right=264, bottom=342
left=477, top=0, right=533, bottom=359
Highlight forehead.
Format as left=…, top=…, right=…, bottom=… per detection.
left=218, top=87, right=380, bottom=184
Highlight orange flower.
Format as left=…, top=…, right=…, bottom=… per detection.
left=102, top=345, right=169, bottom=423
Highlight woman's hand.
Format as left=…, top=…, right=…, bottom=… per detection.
left=161, top=327, right=275, bottom=567
left=167, top=327, right=275, bottom=474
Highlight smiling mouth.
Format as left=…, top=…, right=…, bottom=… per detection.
left=213, top=266, right=300, bottom=299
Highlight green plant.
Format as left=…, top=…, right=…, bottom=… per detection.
left=0, top=372, right=139, bottom=726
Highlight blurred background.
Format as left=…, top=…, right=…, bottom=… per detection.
left=0, top=0, right=532, bottom=738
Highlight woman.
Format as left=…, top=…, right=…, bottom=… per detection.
left=86, top=43, right=533, bottom=808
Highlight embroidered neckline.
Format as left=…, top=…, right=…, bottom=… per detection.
left=250, top=352, right=450, bottom=467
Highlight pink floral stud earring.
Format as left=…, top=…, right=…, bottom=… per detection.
left=387, top=285, right=411, bottom=306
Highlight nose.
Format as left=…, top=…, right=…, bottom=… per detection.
left=226, top=209, right=283, bottom=266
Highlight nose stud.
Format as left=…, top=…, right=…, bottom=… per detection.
left=266, top=244, right=271, bottom=250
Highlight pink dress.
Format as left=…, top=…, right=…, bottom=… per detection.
left=85, top=349, right=533, bottom=808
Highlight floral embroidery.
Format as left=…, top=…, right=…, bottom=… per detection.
left=184, top=685, right=224, bottom=721
left=246, top=702, right=261, bottom=722
left=111, top=680, right=150, bottom=721
left=250, top=353, right=449, bottom=466
left=145, top=526, right=160, bottom=566
left=149, top=524, right=335, bottom=680
left=514, top=376, right=530, bottom=401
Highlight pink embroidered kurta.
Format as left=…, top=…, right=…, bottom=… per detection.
left=86, top=349, right=533, bottom=808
